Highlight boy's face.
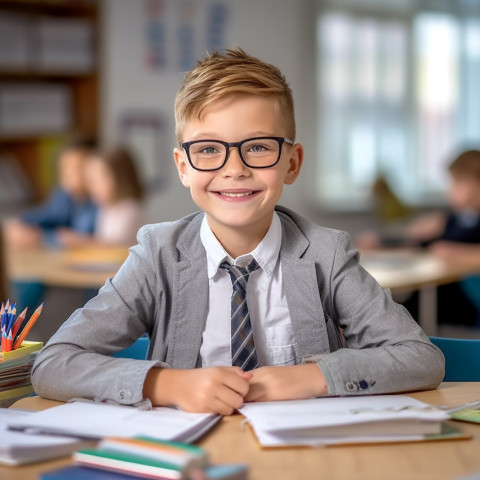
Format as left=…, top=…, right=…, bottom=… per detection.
left=174, top=95, right=303, bottom=244
left=448, top=174, right=480, bottom=212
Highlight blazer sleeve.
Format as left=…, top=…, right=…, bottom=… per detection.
left=31, top=227, right=166, bottom=405
left=315, top=232, right=445, bottom=396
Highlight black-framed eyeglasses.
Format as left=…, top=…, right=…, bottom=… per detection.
left=181, top=136, right=294, bottom=171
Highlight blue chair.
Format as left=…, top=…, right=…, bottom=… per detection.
left=113, top=336, right=150, bottom=360
left=430, top=337, right=480, bottom=381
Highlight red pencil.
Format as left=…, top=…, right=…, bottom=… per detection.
left=11, top=307, right=28, bottom=339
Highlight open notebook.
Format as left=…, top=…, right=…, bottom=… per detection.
left=7, top=401, right=220, bottom=444
left=239, top=395, right=454, bottom=447
left=0, top=409, right=93, bottom=465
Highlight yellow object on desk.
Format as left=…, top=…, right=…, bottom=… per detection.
left=0, top=341, right=43, bottom=362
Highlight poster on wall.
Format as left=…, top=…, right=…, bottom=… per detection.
left=144, top=0, right=230, bottom=72
left=119, top=112, right=167, bottom=193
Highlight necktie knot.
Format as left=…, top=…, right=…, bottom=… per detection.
left=219, top=259, right=260, bottom=293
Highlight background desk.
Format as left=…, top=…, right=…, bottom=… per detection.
left=7, top=246, right=128, bottom=289
left=361, top=250, right=480, bottom=335
left=6, top=246, right=129, bottom=341
left=5, top=383, right=480, bottom=480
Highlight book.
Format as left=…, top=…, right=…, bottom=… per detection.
left=8, top=401, right=221, bottom=444
left=40, top=465, right=144, bottom=480
left=451, top=407, right=480, bottom=424
left=40, top=464, right=248, bottom=480
left=0, top=409, right=93, bottom=466
left=73, top=448, right=186, bottom=480
left=0, top=341, right=43, bottom=406
left=73, top=436, right=245, bottom=480
left=0, top=340, right=43, bottom=362
left=98, top=436, right=208, bottom=469
left=239, top=395, right=450, bottom=447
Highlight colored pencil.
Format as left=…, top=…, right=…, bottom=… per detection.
left=13, top=303, right=44, bottom=350
left=11, top=307, right=28, bottom=339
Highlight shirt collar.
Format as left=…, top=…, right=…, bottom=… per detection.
left=200, top=212, right=282, bottom=279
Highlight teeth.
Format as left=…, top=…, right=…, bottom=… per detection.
left=221, top=192, right=253, bottom=197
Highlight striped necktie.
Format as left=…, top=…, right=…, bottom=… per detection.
left=220, top=258, right=260, bottom=371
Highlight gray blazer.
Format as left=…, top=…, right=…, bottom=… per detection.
left=32, top=206, right=445, bottom=405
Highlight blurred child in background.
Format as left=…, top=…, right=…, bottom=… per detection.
left=406, top=149, right=480, bottom=253
left=4, top=135, right=98, bottom=249
left=57, top=145, right=145, bottom=247
left=358, top=149, right=480, bottom=327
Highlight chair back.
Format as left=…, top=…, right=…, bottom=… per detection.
left=430, top=336, right=480, bottom=381
left=113, top=336, right=150, bottom=360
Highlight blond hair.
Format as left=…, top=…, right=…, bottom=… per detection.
left=174, top=47, right=295, bottom=144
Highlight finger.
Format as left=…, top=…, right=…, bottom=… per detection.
left=208, top=397, right=237, bottom=416
left=215, top=387, right=246, bottom=411
left=222, top=372, right=251, bottom=397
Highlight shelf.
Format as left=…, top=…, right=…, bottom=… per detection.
left=0, top=0, right=100, bottom=202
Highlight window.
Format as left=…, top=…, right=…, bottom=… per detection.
left=316, top=1, right=480, bottom=208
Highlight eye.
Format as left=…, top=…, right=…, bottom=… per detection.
left=248, top=144, right=268, bottom=153
left=200, top=146, right=220, bottom=154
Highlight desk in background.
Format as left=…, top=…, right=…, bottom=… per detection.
left=4, top=383, right=480, bottom=480
left=7, top=246, right=129, bottom=289
left=6, top=246, right=129, bottom=342
left=361, top=250, right=480, bottom=335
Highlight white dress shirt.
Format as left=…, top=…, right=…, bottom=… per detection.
left=199, top=212, right=299, bottom=368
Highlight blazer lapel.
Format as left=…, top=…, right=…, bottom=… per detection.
left=166, top=216, right=209, bottom=369
left=279, top=212, right=331, bottom=359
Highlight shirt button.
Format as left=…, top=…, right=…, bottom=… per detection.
left=346, top=382, right=357, bottom=391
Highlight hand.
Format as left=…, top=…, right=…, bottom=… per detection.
left=405, top=212, right=446, bottom=242
left=244, top=364, right=328, bottom=403
left=143, top=367, right=252, bottom=415
left=55, top=228, right=91, bottom=247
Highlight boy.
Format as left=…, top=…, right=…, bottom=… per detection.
left=4, top=135, right=98, bottom=249
left=32, top=49, right=444, bottom=415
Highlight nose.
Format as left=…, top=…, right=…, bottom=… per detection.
left=222, top=147, right=250, bottom=177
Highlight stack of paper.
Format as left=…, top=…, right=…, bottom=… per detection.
left=239, top=395, right=451, bottom=447
left=0, top=341, right=43, bottom=407
left=7, top=401, right=221, bottom=443
left=0, top=409, right=92, bottom=465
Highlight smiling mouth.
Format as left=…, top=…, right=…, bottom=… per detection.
left=219, top=191, right=257, bottom=198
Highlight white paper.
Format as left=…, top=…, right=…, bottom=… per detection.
left=8, top=401, right=220, bottom=443
left=0, top=409, right=90, bottom=465
left=239, top=395, right=449, bottom=446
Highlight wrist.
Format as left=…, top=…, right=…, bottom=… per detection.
left=143, top=367, right=180, bottom=406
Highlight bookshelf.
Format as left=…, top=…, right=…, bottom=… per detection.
left=0, top=0, right=100, bottom=204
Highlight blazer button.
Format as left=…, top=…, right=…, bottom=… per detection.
left=359, top=380, right=368, bottom=390
left=346, top=382, right=357, bottom=391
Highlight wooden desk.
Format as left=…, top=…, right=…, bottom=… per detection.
left=4, top=383, right=480, bottom=480
left=361, top=250, right=480, bottom=335
left=7, top=246, right=129, bottom=289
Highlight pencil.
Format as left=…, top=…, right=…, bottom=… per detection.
left=11, top=307, right=28, bottom=339
left=13, top=303, right=44, bottom=350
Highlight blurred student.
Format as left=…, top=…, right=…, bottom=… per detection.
left=4, top=136, right=98, bottom=249
left=357, top=150, right=480, bottom=252
left=57, top=146, right=145, bottom=247
left=406, top=149, right=480, bottom=250
left=358, top=149, right=480, bottom=326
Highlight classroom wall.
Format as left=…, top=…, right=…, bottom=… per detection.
left=102, top=0, right=324, bottom=226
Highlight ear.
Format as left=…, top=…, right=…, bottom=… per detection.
left=284, top=143, right=304, bottom=185
left=174, top=147, right=191, bottom=188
